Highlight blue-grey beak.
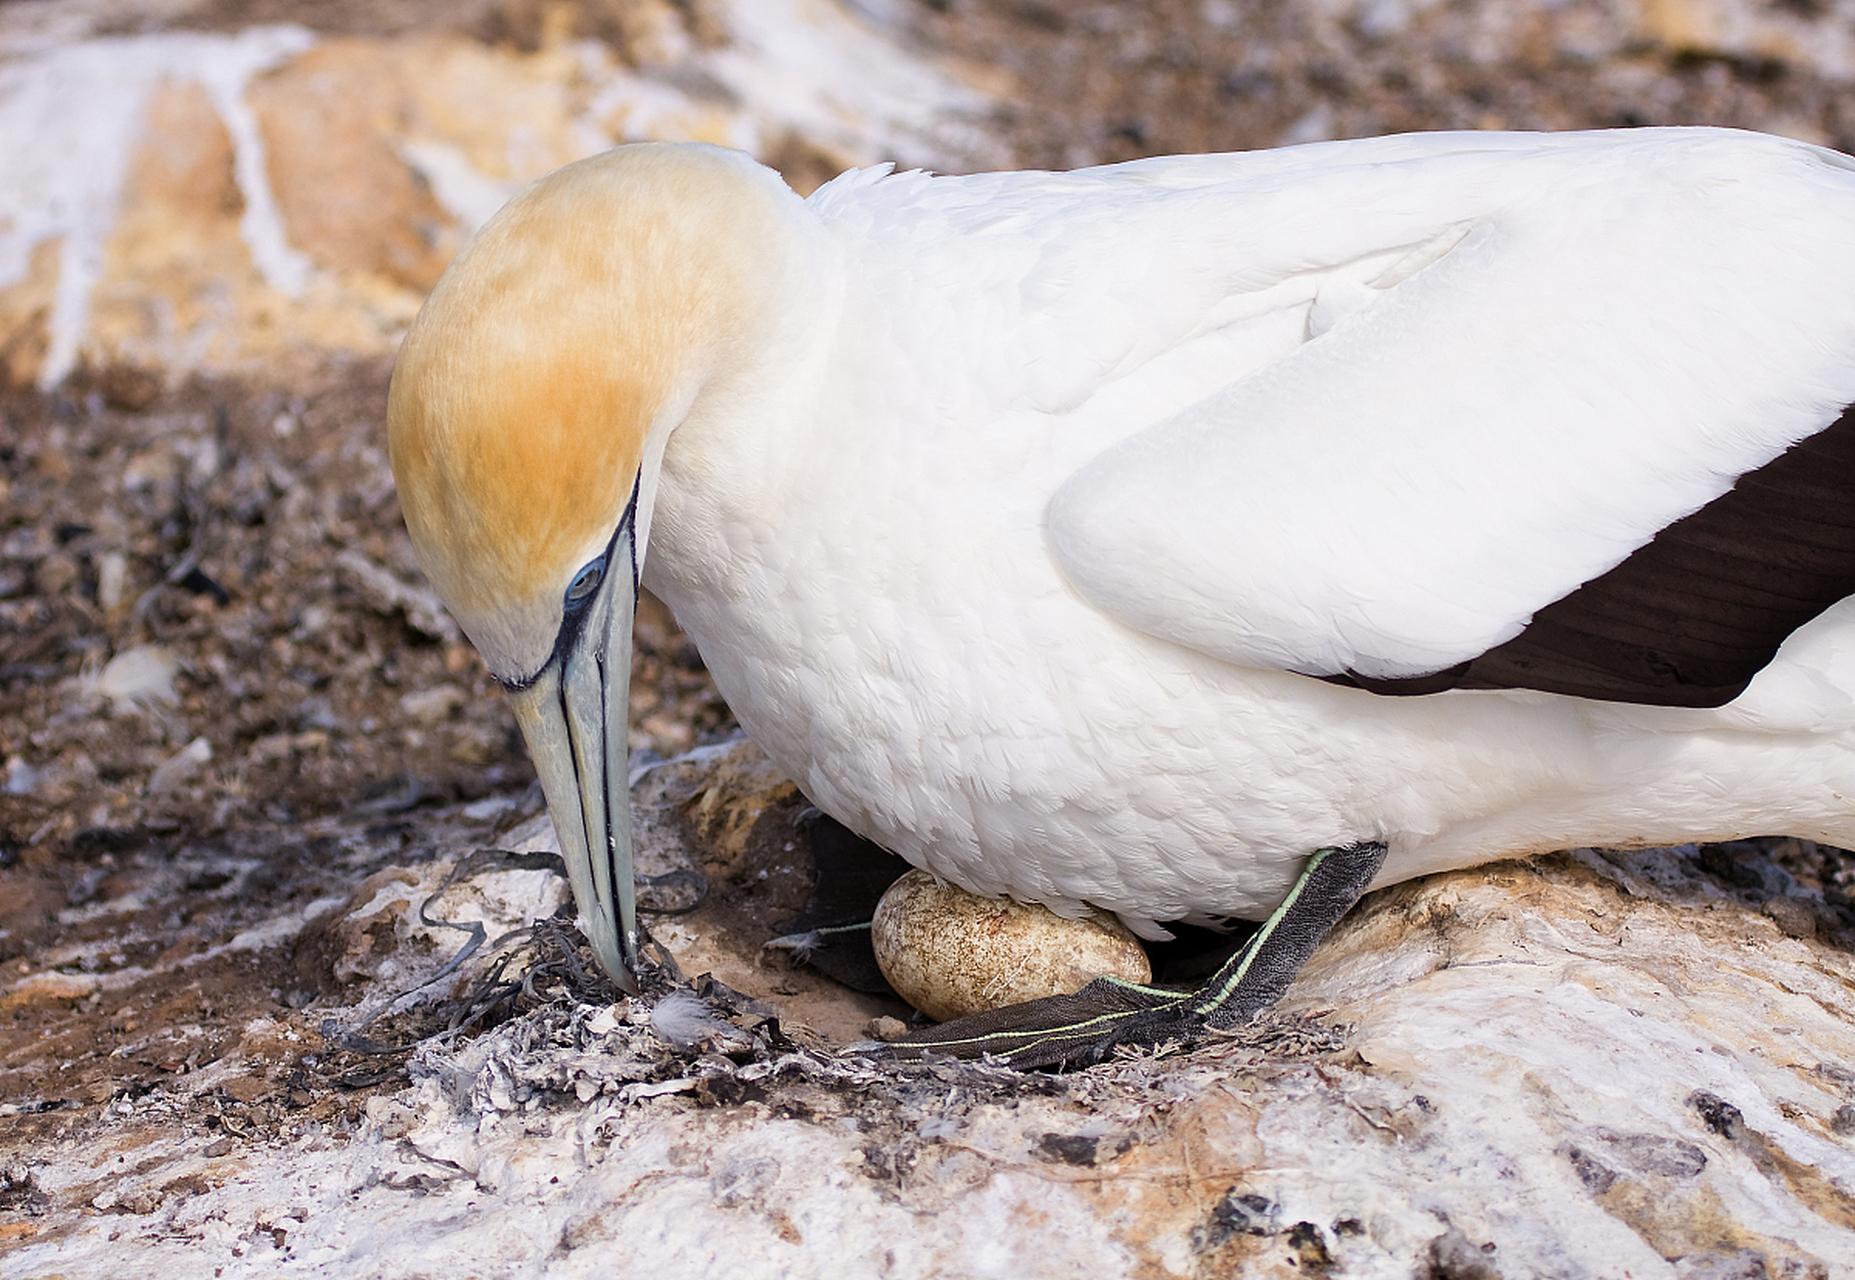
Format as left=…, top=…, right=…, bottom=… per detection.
left=506, top=517, right=641, bottom=992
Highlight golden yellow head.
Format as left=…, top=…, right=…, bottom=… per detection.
left=387, top=142, right=800, bottom=682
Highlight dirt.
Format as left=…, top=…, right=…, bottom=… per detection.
left=899, top=0, right=1855, bottom=166
left=7, top=0, right=1855, bottom=1261
left=0, top=358, right=738, bottom=1204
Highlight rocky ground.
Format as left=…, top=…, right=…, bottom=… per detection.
left=4, top=0, right=1855, bottom=1276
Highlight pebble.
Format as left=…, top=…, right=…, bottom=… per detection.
left=1763, top=896, right=1819, bottom=940
left=865, top=1016, right=909, bottom=1042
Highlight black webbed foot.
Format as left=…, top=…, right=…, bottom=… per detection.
left=876, top=841, right=1388, bottom=1070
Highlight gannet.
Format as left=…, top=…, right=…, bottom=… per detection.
left=387, top=128, right=1855, bottom=1066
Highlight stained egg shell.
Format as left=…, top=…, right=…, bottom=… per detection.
left=871, top=869, right=1153, bottom=1022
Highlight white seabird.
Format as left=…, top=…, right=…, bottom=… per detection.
left=387, top=128, right=1855, bottom=1065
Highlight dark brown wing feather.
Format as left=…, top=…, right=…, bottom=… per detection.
left=1331, top=401, right=1855, bottom=708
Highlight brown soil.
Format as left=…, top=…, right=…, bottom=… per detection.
left=901, top=0, right=1855, bottom=167
left=0, top=359, right=738, bottom=1197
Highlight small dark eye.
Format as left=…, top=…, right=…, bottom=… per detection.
left=566, top=558, right=605, bottom=605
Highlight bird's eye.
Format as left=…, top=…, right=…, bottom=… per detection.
left=565, top=558, right=605, bottom=606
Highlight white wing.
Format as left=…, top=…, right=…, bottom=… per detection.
left=1011, top=129, right=1855, bottom=681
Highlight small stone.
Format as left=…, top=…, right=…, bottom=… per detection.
left=399, top=684, right=466, bottom=726
left=221, top=1077, right=267, bottom=1105
left=865, top=1016, right=909, bottom=1042
left=1427, top=1226, right=1500, bottom=1280
left=2, top=757, right=45, bottom=797
left=95, top=552, right=128, bottom=612
left=1197, top=1190, right=1278, bottom=1247
left=870, top=869, right=1152, bottom=1022
left=1763, top=897, right=1818, bottom=940
left=203, top=1137, right=234, bottom=1158
left=1035, top=1132, right=1100, bottom=1166
left=147, top=736, right=212, bottom=794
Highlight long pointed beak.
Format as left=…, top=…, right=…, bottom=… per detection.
left=506, top=523, right=641, bottom=993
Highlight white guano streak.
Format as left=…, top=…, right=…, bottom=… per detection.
left=0, top=26, right=315, bottom=388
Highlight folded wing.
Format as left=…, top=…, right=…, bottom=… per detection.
left=1046, top=130, right=1855, bottom=706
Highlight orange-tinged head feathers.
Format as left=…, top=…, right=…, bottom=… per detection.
left=387, top=143, right=801, bottom=681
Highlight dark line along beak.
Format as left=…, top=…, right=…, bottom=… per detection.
left=506, top=510, right=641, bottom=994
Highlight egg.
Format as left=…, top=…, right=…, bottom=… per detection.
left=871, top=869, right=1153, bottom=1022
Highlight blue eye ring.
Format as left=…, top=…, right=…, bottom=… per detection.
left=565, top=557, right=605, bottom=606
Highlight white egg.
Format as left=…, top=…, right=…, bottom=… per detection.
left=871, top=870, right=1153, bottom=1022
